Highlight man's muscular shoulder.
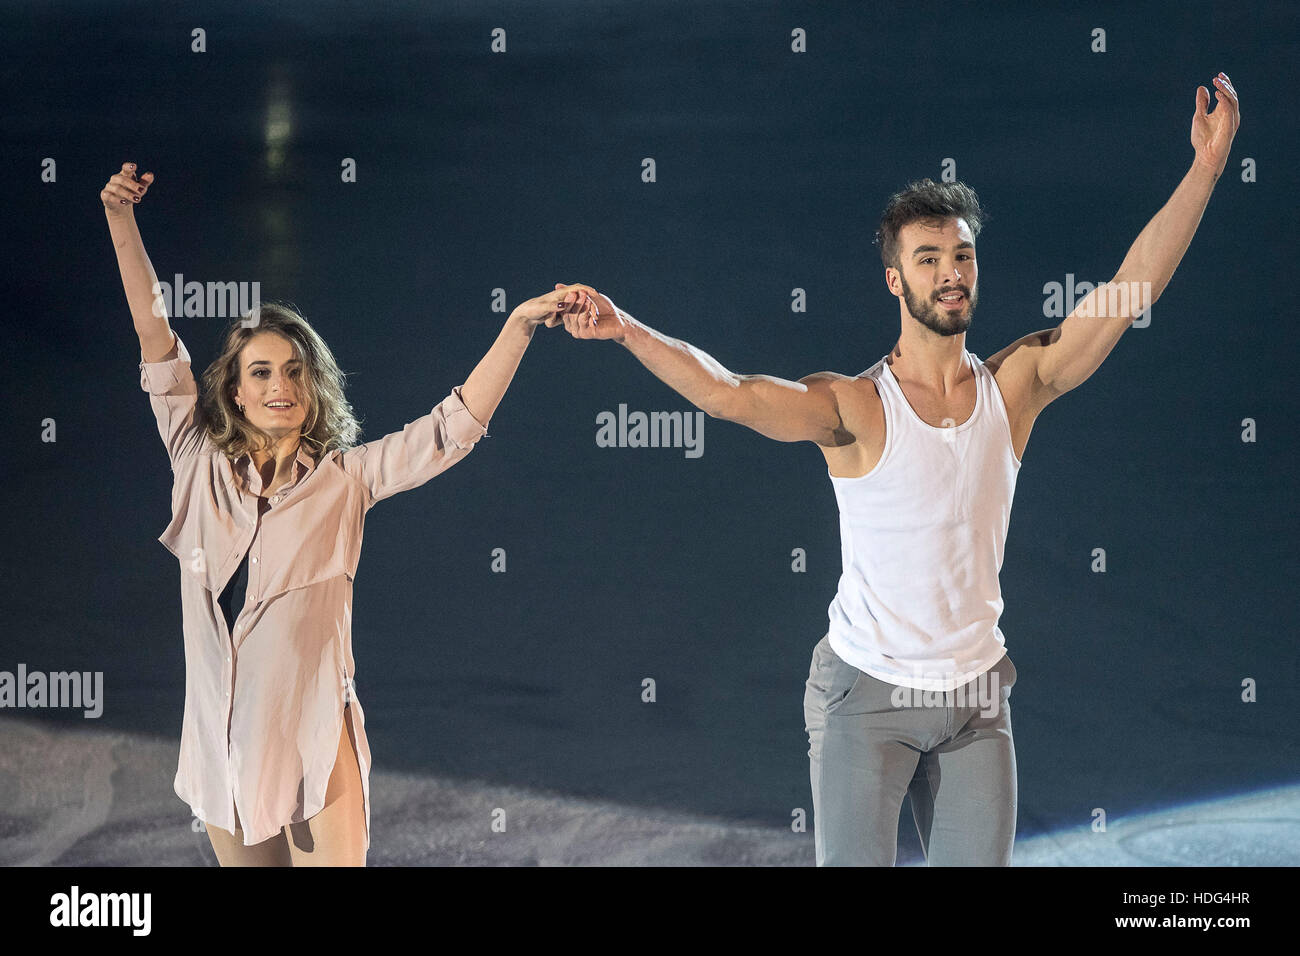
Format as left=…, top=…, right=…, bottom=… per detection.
left=802, top=369, right=885, bottom=464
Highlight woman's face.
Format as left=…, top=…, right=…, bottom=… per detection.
left=232, top=332, right=309, bottom=441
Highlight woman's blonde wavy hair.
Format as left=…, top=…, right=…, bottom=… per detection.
left=198, top=302, right=362, bottom=462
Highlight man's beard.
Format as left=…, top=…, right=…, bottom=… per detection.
left=899, top=273, right=977, bottom=337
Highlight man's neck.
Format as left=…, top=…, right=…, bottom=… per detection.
left=890, top=326, right=968, bottom=394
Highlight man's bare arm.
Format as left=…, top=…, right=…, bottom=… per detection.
left=1033, top=73, right=1241, bottom=401
left=560, top=289, right=852, bottom=446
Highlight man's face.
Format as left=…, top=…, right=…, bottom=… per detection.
left=889, top=217, right=978, bottom=337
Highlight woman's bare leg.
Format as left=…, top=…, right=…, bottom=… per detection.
left=205, top=814, right=293, bottom=867
left=285, top=705, right=367, bottom=867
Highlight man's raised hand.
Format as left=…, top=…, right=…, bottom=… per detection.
left=1192, top=72, right=1240, bottom=178
left=555, top=287, right=634, bottom=343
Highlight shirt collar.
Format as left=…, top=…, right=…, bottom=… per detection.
left=293, top=445, right=317, bottom=474
left=235, top=443, right=317, bottom=491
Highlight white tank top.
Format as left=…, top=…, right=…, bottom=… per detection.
left=826, top=349, right=1022, bottom=691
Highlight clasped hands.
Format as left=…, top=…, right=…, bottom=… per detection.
left=511, top=283, right=631, bottom=342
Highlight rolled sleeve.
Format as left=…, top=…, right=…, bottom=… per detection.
left=140, top=331, right=208, bottom=466
left=445, top=386, right=491, bottom=446
left=140, top=331, right=187, bottom=393
left=340, top=385, right=490, bottom=509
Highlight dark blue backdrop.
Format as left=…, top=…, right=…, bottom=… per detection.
left=3, top=0, right=1296, bottom=863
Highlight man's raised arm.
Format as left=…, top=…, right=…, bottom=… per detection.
left=1030, top=72, right=1241, bottom=401
left=559, top=288, right=853, bottom=447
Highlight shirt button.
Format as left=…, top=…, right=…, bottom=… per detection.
left=225, top=655, right=231, bottom=662
left=251, top=557, right=258, bottom=564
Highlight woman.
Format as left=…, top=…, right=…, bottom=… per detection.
left=102, top=161, right=595, bottom=866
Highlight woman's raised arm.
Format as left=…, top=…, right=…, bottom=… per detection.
left=102, top=161, right=173, bottom=362
left=457, top=283, right=588, bottom=425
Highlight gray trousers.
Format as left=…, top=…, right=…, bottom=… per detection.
left=803, top=634, right=1018, bottom=866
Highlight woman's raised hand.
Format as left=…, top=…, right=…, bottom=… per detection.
left=100, top=162, right=154, bottom=218
left=510, top=282, right=597, bottom=328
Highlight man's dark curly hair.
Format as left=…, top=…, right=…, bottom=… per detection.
left=874, top=179, right=987, bottom=270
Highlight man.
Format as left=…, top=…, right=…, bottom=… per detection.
left=559, top=73, right=1239, bottom=865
